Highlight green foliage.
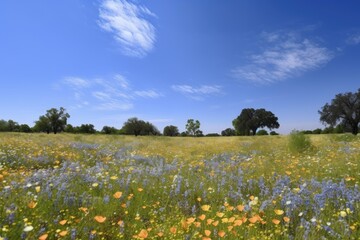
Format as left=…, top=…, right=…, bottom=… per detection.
left=34, top=107, right=70, bottom=134
left=163, top=125, right=179, bottom=136
left=19, top=124, right=32, bottom=133
left=185, top=119, right=201, bottom=136
left=122, top=117, right=160, bottom=136
left=221, top=128, right=236, bottom=136
left=288, top=130, right=313, bottom=153
left=64, top=124, right=75, bottom=133
left=319, top=88, right=360, bottom=135
left=0, top=119, right=21, bottom=132
left=101, top=126, right=118, bottom=134
left=78, top=124, right=97, bottom=134
left=233, top=108, right=280, bottom=136
left=256, top=129, right=268, bottom=135
left=205, top=133, right=220, bottom=137
left=270, top=131, right=279, bottom=135
left=312, top=128, right=322, bottom=134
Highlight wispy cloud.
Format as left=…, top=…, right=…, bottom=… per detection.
left=64, top=77, right=91, bottom=89
left=346, top=34, right=360, bottom=45
left=62, top=74, right=162, bottom=111
left=172, top=85, right=222, bottom=100
left=95, top=101, right=133, bottom=111
left=134, top=90, right=162, bottom=98
left=98, top=0, right=156, bottom=58
left=232, top=31, right=333, bottom=84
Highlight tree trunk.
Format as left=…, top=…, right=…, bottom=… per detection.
left=351, top=124, right=358, bottom=135
left=251, top=127, right=258, bottom=136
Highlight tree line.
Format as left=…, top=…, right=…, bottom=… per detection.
left=1, top=89, right=359, bottom=135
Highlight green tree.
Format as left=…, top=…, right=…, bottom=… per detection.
left=186, top=119, right=201, bottom=136
left=221, top=128, right=236, bottom=136
left=79, top=124, right=96, bottom=134
left=7, top=120, right=19, bottom=132
left=163, top=125, right=179, bottom=136
left=0, top=120, right=8, bottom=132
left=64, top=124, right=75, bottom=133
left=312, top=128, right=322, bottom=134
left=319, top=89, right=360, bottom=135
left=35, top=107, right=70, bottom=134
left=101, top=126, right=118, bottom=134
left=232, top=108, right=280, bottom=136
left=256, top=129, right=269, bottom=135
left=122, top=118, right=143, bottom=136
left=34, top=115, right=51, bottom=134
left=122, top=118, right=159, bottom=136
left=19, top=124, right=32, bottom=133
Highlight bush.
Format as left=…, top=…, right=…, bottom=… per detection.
left=288, top=130, right=312, bottom=153
left=312, top=128, right=322, bottom=134
left=256, top=129, right=268, bottom=135
left=270, top=131, right=279, bottom=135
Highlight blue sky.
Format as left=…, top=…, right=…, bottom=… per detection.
left=1, top=1, right=360, bottom=134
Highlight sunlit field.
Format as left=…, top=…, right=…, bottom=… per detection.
left=0, top=133, right=359, bottom=239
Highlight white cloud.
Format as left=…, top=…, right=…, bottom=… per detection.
left=232, top=32, right=333, bottom=84
left=346, top=34, right=360, bottom=45
left=134, top=90, right=162, bottom=98
left=64, top=77, right=91, bottom=88
left=92, top=91, right=112, bottom=101
left=172, top=85, right=222, bottom=100
left=95, top=101, right=134, bottom=111
left=114, top=74, right=130, bottom=89
left=62, top=74, right=162, bottom=111
left=98, top=0, right=156, bottom=57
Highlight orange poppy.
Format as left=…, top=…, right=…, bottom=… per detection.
left=38, top=234, right=48, bottom=240
left=201, top=205, right=211, bottom=211
left=218, top=230, right=226, bottom=237
left=59, top=220, right=67, bottom=225
left=272, top=219, right=280, bottom=225
left=138, top=229, right=148, bottom=239
left=94, top=216, right=106, bottom=223
left=237, top=205, right=245, bottom=212
left=198, top=214, right=206, bottom=221
left=170, top=226, right=177, bottom=234
left=113, top=191, right=122, bottom=199
left=28, top=201, right=37, bottom=209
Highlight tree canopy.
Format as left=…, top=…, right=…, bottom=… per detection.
left=34, top=107, right=70, bottom=134
left=186, top=119, right=202, bottom=136
left=221, top=128, right=236, bottom=136
left=163, top=125, right=179, bottom=136
left=122, top=118, right=160, bottom=136
left=232, top=108, right=280, bottom=136
left=319, top=88, right=360, bottom=135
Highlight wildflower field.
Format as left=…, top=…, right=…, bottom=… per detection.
left=0, top=133, right=359, bottom=239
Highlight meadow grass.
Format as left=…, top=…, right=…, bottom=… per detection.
left=0, top=133, right=359, bottom=239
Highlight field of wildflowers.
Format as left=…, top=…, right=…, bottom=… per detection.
left=0, top=133, right=359, bottom=239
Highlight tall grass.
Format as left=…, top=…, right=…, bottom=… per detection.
left=288, top=130, right=313, bottom=153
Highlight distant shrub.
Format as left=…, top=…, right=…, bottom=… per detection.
left=270, top=131, right=279, bottom=135
left=206, top=133, right=220, bottom=137
left=256, top=129, right=268, bottom=135
left=288, top=130, right=312, bottom=153
left=301, top=130, right=313, bottom=134
left=312, top=128, right=322, bottom=134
